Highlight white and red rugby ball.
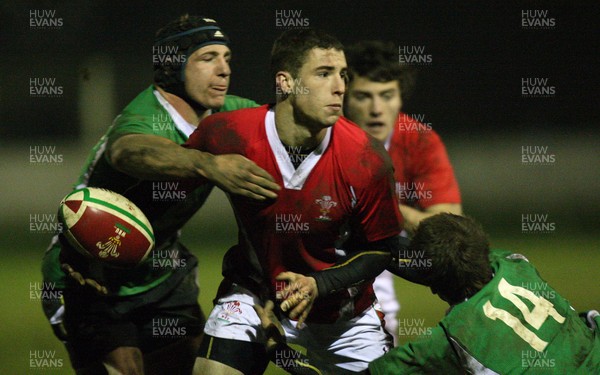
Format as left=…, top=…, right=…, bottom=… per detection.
left=58, top=187, right=155, bottom=267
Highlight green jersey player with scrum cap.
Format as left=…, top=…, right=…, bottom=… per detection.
left=41, top=14, right=278, bottom=375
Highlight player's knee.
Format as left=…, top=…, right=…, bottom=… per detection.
left=102, top=347, right=144, bottom=375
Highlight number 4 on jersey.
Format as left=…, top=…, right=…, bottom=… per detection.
left=483, top=278, right=565, bottom=352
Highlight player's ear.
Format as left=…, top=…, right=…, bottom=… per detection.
left=276, top=71, right=294, bottom=96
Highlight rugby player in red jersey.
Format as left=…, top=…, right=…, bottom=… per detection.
left=345, top=40, right=462, bottom=345
left=186, top=29, right=404, bottom=374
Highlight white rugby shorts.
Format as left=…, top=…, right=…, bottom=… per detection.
left=204, top=284, right=392, bottom=373
left=373, top=270, right=401, bottom=345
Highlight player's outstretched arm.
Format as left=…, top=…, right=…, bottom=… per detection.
left=385, top=235, right=431, bottom=285
left=309, top=237, right=396, bottom=296
left=109, top=134, right=279, bottom=200
left=275, top=245, right=392, bottom=327
left=272, top=239, right=395, bottom=326
left=109, top=134, right=210, bottom=180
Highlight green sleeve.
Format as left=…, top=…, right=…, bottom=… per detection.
left=369, top=326, right=462, bottom=374
left=108, top=114, right=157, bottom=140
left=219, top=95, right=260, bottom=112
left=106, top=87, right=164, bottom=139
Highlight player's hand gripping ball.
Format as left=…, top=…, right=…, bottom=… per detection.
left=58, top=187, right=155, bottom=268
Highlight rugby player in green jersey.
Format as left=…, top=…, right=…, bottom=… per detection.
left=41, top=15, right=279, bottom=375
left=256, top=213, right=599, bottom=374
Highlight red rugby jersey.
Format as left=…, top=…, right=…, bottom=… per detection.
left=386, top=113, right=461, bottom=208
left=186, top=105, right=402, bottom=323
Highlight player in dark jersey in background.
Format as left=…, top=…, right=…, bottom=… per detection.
left=41, top=15, right=279, bottom=375
left=256, top=213, right=600, bottom=374
left=345, top=40, right=462, bottom=345
left=186, top=29, right=404, bottom=374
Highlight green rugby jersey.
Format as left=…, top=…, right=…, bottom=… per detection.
left=370, top=249, right=600, bottom=374
left=42, top=85, right=258, bottom=296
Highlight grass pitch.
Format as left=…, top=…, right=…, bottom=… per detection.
left=2, top=232, right=598, bottom=374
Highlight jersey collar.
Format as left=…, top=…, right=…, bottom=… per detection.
left=265, top=108, right=331, bottom=190
left=384, top=126, right=394, bottom=151
left=153, top=89, right=209, bottom=139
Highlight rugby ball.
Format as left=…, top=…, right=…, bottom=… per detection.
left=58, top=187, right=155, bottom=268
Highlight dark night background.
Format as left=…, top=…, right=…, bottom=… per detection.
left=0, top=3, right=598, bottom=373
left=0, top=1, right=598, bottom=234
left=2, top=0, right=599, bottom=140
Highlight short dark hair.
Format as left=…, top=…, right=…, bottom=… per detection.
left=270, top=28, right=344, bottom=78
left=345, top=40, right=415, bottom=99
left=410, top=213, right=492, bottom=304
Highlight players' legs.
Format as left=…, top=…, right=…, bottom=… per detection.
left=194, top=336, right=267, bottom=375
left=195, top=284, right=270, bottom=374
left=66, top=347, right=144, bottom=375
left=66, top=312, right=203, bottom=375
left=103, top=347, right=144, bottom=374
left=373, top=270, right=401, bottom=345
left=62, top=282, right=141, bottom=374
left=64, top=262, right=204, bottom=375
left=283, top=304, right=392, bottom=373
left=144, top=334, right=203, bottom=375
left=137, top=264, right=205, bottom=374
left=72, top=339, right=201, bottom=375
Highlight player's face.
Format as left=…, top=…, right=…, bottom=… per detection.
left=184, top=44, right=231, bottom=110
left=346, top=77, right=402, bottom=142
left=289, top=48, right=347, bottom=129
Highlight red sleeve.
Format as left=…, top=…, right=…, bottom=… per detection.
left=354, top=143, right=403, bottom=242
left=408, top=129, right=461, bottom=208
left=183, top=118, right=208, bottom=151
left=183, top=111, right=243, bottom=154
